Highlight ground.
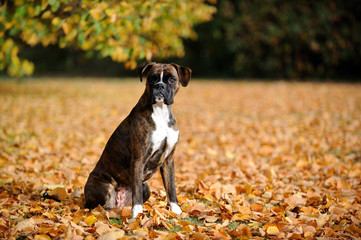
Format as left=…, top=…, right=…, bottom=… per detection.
left=0, top=79, right=360, bottom=239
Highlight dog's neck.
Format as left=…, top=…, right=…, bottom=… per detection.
left=152, top=102, right=171, bottom=122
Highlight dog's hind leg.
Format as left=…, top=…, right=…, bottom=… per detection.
left=84, top=171, right=116, bottom=209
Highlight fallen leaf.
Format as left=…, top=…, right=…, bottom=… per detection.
left=15, top=218, right=35, bottom=232
left=205, top=216, right=218, bottom=223
left=95, top=222, right=111, bottom=235
left=192, top=232, right=210, bottom=240
left=250, top=203, right=264, bottom=212
left=84, top=215, right=97, bottom=227
left=98, top=230, right=125, bottom=240
left=34, top=235, right=51, bottom=240
left=329, top=206, right=348, bottom=216
left=266, top=226, right=279, bottom=235
left=237, top=224, right=252, bottom=238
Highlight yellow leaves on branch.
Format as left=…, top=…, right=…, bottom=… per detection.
left=0, top=0, right=216, bottom=76
left=0, top=39, right=34, bottom=77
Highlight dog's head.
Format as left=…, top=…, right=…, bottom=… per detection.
left=137, top=62, right=192, bottom=105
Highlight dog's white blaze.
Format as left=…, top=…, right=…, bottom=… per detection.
left=160, top=70, right=164, bottom=83
left=132, top=204, right=143, bottom=218
left=151, top=103, right=179, bottom=158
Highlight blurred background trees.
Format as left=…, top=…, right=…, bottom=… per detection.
left=182, top=0, right=361, bottom=79
left=1, top=0, right=360, bottom=79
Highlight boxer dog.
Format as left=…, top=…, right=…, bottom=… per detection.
left=84, top=62, right=191, bottom=218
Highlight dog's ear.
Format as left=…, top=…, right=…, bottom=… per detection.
left=137, top=62, right=156, bottom=82
left=172, top=64, right=192, bottom=87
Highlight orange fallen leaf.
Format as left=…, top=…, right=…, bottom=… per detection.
left=346, top=223, right=361, bottom=236
left=164, top=232, right=179, bottom=240
left=192, top=232, right=210, bottom=240
left=231, top=214, right=251, bottom=221
left=250, top=203, right=264, bottom=212
left=238, top=206, right=252, bottom=215
left=121, top=208, right=132, bottom=217
left=214, top=228, right=229, bottom=238
left=237, top=224, right=252, bottom=238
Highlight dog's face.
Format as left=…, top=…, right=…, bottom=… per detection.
left=137, top=62, right=192, bottom=105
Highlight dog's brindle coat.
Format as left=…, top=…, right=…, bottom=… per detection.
left=84, top=62, right=191, bottom=218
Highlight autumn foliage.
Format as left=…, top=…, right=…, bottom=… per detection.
left=0, top=1, right=215, bottom=76
left=0, top=79, right=361, bottom=239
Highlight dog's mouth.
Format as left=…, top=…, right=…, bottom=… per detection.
left=154, top=93, right=165, bottom=103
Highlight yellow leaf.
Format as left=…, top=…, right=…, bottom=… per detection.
left=52, top=17, right=61, bottom=25
left=41, top=10, right=52, bottom=19
left=90, top=8, right=102, bottom=21
left=84, top=215, right=97, bottom=226
left=50, top=187, right=68, bottom=201
left=266, top=226, right=279, bottom=235
left=11, top=46, right=19, bottom=59
left=62, top=22, right=71, bottom=35
left=85, top=236, right=96, bottom=240
left=231, top=214, right=251, bottom=221
left=125, top=60, right=137, bottom=69
left=225, top=151, right=235, bottom=159
left=22, top=60, right=34, bottom=75
left=238, top=206, right=252, bottom=215
left=111, top=47, right=129, bottom=62
left=63, top=6, right=73, bottom=12
left=244, top=184, right=252, bottom=195
left=34, top=235, right=51, bottom=240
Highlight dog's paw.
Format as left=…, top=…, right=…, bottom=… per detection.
left=170, top=202, right=182, bottom=216
left=132, top=204, right=143, bottom=218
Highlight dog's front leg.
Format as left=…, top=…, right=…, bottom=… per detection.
left=131, top=157, right=144, bottom=218
left=160, top=157, right=182, bottom=215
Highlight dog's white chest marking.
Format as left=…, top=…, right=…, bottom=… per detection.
left=151, top=103, right=179, bottom=158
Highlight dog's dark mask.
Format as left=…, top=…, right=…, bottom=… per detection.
left=148, top=71, right=177, bottom=105
left=137, top=62, right=192, bottom=106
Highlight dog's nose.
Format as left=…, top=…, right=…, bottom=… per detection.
left=154, top=82, right=166, bottom=90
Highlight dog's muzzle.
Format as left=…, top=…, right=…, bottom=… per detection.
left=153, top=82, right=172, bottom=104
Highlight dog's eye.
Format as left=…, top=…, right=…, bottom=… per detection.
left=169, top=77, right=176, bottom=83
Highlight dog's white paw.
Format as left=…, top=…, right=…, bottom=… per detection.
left=132, top=204, right=143, bottom=218
left=170, top=202, right=182, bottom=216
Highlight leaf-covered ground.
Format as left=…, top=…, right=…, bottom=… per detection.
left=1, top=79, right=360, bottom=239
